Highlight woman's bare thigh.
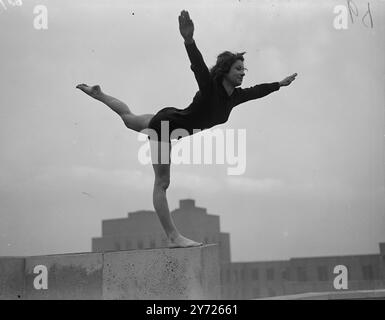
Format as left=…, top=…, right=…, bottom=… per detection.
left=121, top=113, right=155, bottom=132
left=150, top=139, right=171, bottom=166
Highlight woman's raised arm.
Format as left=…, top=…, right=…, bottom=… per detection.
left=179, top=10, right=212, bottom=95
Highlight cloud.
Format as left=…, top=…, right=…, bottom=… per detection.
left=28, top=163, right=356, bottom=198
left=172, top=170, right=223, bottom=193
left=32, top=165, right=154, bottom=191
left=226, top=176, right=285, bottom=193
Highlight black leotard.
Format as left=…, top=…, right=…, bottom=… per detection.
left=147, top=40, right=280, bottom=142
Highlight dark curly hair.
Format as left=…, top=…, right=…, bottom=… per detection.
left=209, top=51, right=246, bottom=81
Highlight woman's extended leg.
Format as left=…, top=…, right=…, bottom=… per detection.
left=151, top=140, right=202, bottom=248
left=76, top=84, right=153, bottom=132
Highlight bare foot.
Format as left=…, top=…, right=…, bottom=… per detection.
left=76, top=83, right=103, bottom=99
left=168, top=234, right=203, bottom=249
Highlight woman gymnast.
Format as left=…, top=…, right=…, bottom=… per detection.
left=76, top=10, right=297, bottom=248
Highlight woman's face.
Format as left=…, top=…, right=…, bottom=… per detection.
left=224, top=60, right=246, bottom=87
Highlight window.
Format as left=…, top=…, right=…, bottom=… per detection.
left=297, top=267, right=307, bottom=282
left=252, top=268, right=259, bottom=280
left=362, top=265, right=374, bottom=280
left=227, top=269, right=231, bottom=282
left=241, top=269, right=246, bottom=281
left=137, top=240, right=144, bottom=249
left=282, top=268, right=290, bottom=281
left=234, top=269, right=238, bottom=281
left=317, top=266, right=328, bottom=281
left=266, top=268, right=275, bottom=281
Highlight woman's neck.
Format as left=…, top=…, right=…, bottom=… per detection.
left=221, top=78, right=235, bottom=96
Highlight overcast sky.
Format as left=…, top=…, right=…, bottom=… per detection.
left=0, top=0, right=384, bottom=261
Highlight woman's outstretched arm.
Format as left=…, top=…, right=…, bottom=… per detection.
left=235, top=73, right=298, bottom=105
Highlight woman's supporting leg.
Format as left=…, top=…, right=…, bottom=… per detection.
left=151, top=140, right=202, bottom=248
left=76, top=83, right=154, bottom=132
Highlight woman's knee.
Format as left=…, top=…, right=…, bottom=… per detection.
left=153, top=164, right=170, bottom=190
left=154, top=174, right=170, bottom=190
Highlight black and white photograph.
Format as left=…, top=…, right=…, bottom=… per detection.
left=0, top=0, right=384, bottom=304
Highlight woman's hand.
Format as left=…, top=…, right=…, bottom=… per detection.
left=279, top=73, right=298, bottom=87
left=179, top=10, right=194, bottom=43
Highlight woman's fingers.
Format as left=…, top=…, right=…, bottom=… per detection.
left=180, top=10, right=187, bottom=21
left=179, top=12, right=189, bottom=25
left=280, top=73, right=297, bottom=86
left=282, top=73, right=297, bottom=86
left=287, top=73, right=297, bottom=82
left=179, top=12, right=185, bottom=22
left=180, top=9, right=192, bottom=23
left=179, top=10, right=194, bottom=35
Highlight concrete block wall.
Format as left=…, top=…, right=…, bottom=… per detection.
left=0, top=257, right=25, bottom=299
left=0, top=244, right=220, bottom=300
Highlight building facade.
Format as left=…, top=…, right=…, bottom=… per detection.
left=92, top=199, right=385, bottom=299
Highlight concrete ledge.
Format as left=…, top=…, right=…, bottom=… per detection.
left=256, top=289, right=385, bottom=300
left=104, top=244, right=219, bottom=299
left=25, top=253, right=103, bottom=300
left=0, top=244, right=220, bottom=300
left=0, top=257, right=25, bottom=300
